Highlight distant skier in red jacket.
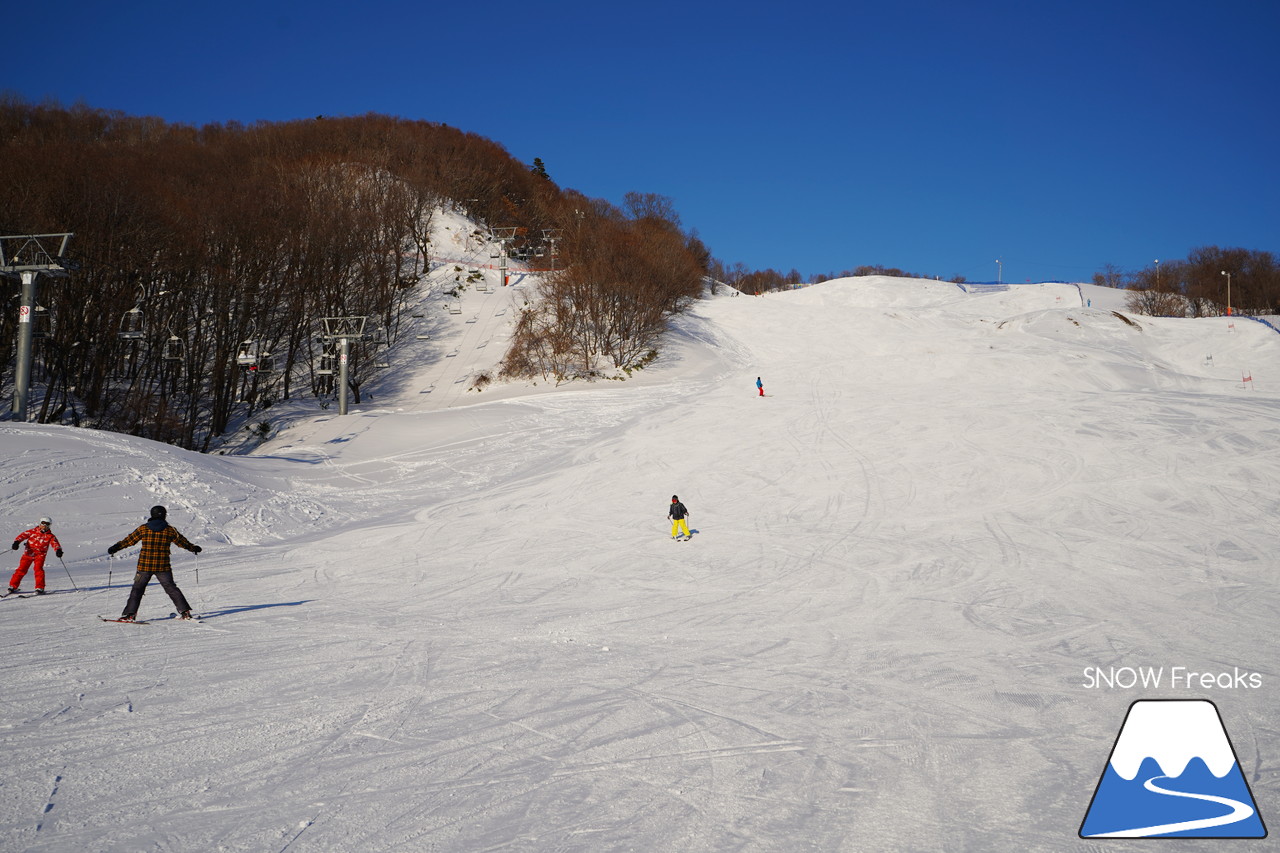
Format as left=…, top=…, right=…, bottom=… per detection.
left=9, top=516, right=63, bottom=595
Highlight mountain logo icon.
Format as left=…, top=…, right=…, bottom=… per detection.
left=1080, top=699, right=1267, bottom=838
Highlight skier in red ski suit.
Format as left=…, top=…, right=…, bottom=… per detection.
left=9, top=517, right=63, bottom=594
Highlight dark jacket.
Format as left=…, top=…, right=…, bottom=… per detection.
left=668, top=501, right=689, bottom=520
left=110, top=519, right=198, bottom=572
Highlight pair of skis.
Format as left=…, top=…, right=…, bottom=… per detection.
left=2, top=589, right=61, bottom=599
left=99, top=613, right=203, bottom=626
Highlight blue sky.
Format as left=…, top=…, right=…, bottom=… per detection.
left=6, top=0, right=1277, bottom=283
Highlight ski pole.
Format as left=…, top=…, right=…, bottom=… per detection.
left=193, top=551, right=203, bottom=614
left=58, top=555, right=78, bottom=591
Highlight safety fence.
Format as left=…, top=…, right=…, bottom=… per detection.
left=1241, top=315, right=1280, bottom=336
left=957, top=281, right=1086, bottom=306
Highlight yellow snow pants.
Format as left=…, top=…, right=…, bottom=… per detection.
left=671, top=518, right=689, bottom=538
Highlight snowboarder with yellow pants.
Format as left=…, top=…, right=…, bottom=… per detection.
left=668, top=495, right=690, bottom=540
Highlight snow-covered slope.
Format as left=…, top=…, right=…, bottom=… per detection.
left=2, top=277, right=1277, bottom=852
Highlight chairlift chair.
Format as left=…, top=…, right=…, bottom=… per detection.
left=236, top=340, right=259, bottom=370
left=31, top=305, right=52, bottom=339
left=119, top=306, right=146, bottom=341
left=162, top=335, right=184, bottom=361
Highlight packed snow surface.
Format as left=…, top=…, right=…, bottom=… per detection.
left=2, top=277, right=1278, bottom=851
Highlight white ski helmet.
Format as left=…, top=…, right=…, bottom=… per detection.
left=39, top=517, right=51, bottom=525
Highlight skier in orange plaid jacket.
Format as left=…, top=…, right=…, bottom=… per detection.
left=107, top=505, right=202, bottom=621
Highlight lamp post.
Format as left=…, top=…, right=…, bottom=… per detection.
left=1221, top=271, right=1232, bottom=316
left=996, top=259, right=1002, bottom=284
left=1154, top=259, right=1160, bottom=289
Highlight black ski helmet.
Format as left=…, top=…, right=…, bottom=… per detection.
left=671, top=495, right=678, bottom=502
left=150, top=505, right=167, bottom=519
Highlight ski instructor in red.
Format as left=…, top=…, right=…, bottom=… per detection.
left=9, top=516, right=63, bottom=595
left=107, top=505, right=202, bottom=621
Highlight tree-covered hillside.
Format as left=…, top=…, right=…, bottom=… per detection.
left=0, top=101, right=708, bottom=449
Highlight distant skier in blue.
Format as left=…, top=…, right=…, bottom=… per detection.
left=756, top=376, right=764, bottom=397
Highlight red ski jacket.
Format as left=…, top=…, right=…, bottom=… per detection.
left=14, top=527, right=61, bottom=556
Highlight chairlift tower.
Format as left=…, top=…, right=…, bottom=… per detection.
left=542, top=229, right=560, bottom=272
left=0, top=234, right=74, bottom=420
left=492, top=227, right=518, bottom=286
left=318, top=316, right=373, bottom=415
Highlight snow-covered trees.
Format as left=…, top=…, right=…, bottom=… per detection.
left=0, top=100, right=713, bottom=446
left=0, top=103, right=562, bottom=448
left=500, top=194, right=705, bottom=380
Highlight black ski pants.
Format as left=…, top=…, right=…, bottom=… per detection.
left=122, top=571, right=190, bottom=618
